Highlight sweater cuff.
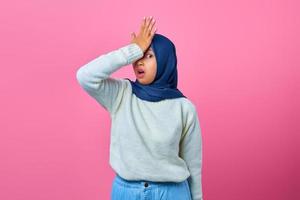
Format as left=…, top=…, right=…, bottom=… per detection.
left=119, top=43, right=144, bottom=65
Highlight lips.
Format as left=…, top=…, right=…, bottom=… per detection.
left=138, top=69, right=144, bottom=74
left=135, top=67, right=145, bottom=75
left=136, top=67, right=145, bottom=73
left=136, top=68, right=145, bottom=78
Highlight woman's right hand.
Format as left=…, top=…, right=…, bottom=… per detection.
left=130, top=16, right=157, bottom=53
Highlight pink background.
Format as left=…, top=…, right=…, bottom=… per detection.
left=0, top=0, right=299, bottom=200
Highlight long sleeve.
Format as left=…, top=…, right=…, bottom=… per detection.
left=76, top=43, right=144, bottom=114
left=179, top=105, right=203, bottom=200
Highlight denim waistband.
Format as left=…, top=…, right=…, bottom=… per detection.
left=114, top=173, right=188, bottom=189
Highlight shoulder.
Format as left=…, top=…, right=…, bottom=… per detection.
left=122, top=78, right=133, bottom=92
left=113, top=78, right=132, bottom=98
left=178, top=97, right=198, bottom=116
left=109, top=77, right=131, bottom=89
left=178, top=98, right=200, bottom=130
left=100, top=77, right=131, bottom=100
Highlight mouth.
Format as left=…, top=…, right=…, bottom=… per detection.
left=136, top=69, right=145, bottom=78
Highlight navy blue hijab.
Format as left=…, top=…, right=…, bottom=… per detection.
left=125, top=33, right=186, bottom=102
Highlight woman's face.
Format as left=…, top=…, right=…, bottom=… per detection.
left=132, top=47, right=157, bottom=85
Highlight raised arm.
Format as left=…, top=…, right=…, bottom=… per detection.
left=76, top=43, right=144, bottom=114
left=76, top=16, right=157, bottom=115
left=179, top=105, right=204, bottom=200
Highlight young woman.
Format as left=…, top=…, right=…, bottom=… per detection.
left=76, top=16, right=203, bottom=200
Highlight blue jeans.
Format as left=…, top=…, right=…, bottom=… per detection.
left=111, top=173, right=192, bottom=200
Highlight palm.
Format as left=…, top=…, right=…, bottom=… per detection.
left=131, top=16, right=157, bottom=52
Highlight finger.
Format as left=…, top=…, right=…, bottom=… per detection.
left=140, top=17, right=146, bottom=32
left=147, top=17, right=156, bottom=37
left=143, top=16, right=146, bottom=26
left=148, top=18, right=156, bottom=35
left=145, top=16, right=152, bottom=30
left=143, top=16, right=151, bottom=35
left=131, top=32, right=136, bottom=38
left=150, top=27, right=157, bottom=39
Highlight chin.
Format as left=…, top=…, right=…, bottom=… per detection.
left=137, top=79, right=147, bottom=85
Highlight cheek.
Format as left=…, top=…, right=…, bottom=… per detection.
left=151, top=62, right=157, bottom=76
left=149, top=60, right=157, bottom=71
left=143, top=60, right=157, bottom=77
left=146, top=66, right=154, bottom=76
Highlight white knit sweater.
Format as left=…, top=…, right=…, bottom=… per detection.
left=76, top=42, right=203, bottom=200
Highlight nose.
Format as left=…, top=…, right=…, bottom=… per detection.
left=136, top=59, right=144, bottom=66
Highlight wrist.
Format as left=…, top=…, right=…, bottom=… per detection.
left=131, top=42, right=146, bottom=53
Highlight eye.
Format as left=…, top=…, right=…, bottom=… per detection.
left=146, top=54, right=153, bottom=58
